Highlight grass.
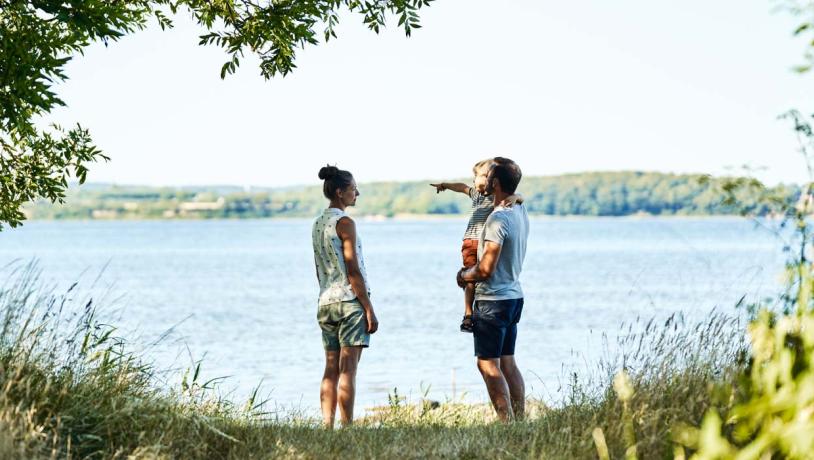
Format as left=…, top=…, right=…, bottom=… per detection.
left=0, top=262, right=750, bottom=459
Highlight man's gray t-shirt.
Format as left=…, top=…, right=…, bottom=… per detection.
left=475, top=203, right=529, bottom=301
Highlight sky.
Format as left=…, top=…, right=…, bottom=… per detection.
left=48, top=0, right=813, bottom=188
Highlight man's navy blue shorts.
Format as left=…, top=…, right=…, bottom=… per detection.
left=472, top=298, right=524, bottom=358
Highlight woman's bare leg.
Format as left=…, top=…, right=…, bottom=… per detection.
left=338, top=346, right=363, bottom=426
left=320, top=350, right=340, bottom=428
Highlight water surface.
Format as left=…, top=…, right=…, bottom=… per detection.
left=0, top=217, right=785, bottom=413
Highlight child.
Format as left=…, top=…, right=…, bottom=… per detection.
left=430, top=158, right=523, bottom=332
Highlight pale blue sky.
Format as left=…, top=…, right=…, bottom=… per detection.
left=49, top=0, right=812, bottom=187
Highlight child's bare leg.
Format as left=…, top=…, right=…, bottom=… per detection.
left=464, top=283, right=475, bottom=317
left=461, top=283, right=476, bottom=332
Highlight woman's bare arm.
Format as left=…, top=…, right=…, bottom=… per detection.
left=336, top=217, right=378, bottom=333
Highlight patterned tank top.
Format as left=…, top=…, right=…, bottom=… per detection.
left=312, top=208, right=371, bottom=306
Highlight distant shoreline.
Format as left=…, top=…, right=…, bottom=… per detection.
left=19, top=213, right=757, bottom=224
left=22, top=172, right=800, bottom=223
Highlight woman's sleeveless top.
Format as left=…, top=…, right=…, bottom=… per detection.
left=312, top=208, right=371, bottom=306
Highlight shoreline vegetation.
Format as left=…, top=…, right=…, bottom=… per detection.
left=0, top=263, right=747, bottom=459
left=22, top=171, right=802, bottom=222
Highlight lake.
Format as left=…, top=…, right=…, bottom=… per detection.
left=0, top=217, right=786, bottom=414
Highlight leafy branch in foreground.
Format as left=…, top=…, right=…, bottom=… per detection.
left=188, top=0, right=433, bottom=79
left=588, top=111, right=813, bottom=460
left=670, top=110, right=814, bottom=459
left=0, top=0, right=432, bottom=230
left=777, top=0, right=814, bottom=72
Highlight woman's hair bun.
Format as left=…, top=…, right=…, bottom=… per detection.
left=318, top=165, right=339, bottom=180
left=318, top=165, right=354, bottom=199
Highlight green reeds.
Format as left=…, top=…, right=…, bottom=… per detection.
left=0, top=261, right=748, bottom=459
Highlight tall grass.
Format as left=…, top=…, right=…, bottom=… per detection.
left=0, top=262, right=750, bottom=459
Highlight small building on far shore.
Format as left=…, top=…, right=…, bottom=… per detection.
left=179, top=197, right=225, bottom=212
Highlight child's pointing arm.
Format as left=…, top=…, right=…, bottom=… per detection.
left=430, top=182, right=471, bottom=195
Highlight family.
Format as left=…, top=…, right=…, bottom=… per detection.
left=311, top=157, right=529, bottom=427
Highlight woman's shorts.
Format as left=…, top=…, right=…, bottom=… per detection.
left=317, top=299, right=370, bottom=351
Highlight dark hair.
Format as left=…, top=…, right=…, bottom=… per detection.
left=318, top=165, right=354, bottom=199
left=490, top=157, right=522, bottom=194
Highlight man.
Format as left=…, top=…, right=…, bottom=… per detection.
left=457, top=157, right=528, bottom=421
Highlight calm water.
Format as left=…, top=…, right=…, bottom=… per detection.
left=0, top=217, right=786, bottom=413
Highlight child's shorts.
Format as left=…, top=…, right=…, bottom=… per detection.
left=461, top=239, right=479, bottom=268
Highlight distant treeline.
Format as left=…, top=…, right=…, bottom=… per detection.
left=22, top=171, right=801, bottom=220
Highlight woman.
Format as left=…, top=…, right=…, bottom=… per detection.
left=312, top=165, right=379, bottom=428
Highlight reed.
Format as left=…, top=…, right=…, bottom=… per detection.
left=0, top=262, right=749, bottom=459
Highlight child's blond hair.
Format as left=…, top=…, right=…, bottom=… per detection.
left=472, top=158, right=495, bottom=174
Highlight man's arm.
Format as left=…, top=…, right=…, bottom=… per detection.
left=430, top=182, right=472, bottom=195
left=457, top=213, right=507, bottom=287
left=458, top=241, right=502, bottom=287
left=336, top=217, right=379, bottom=334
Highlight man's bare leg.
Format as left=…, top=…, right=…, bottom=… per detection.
left=338, top=346, right=363, bottom=426
left=320, top=350, right=340, bottom=428
left=500, top=355, right=526, bottom=420
left=476, top=357, right=514, bottom=422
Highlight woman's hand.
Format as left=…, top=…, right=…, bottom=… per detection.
left=366, top=309, right=379, bottom=334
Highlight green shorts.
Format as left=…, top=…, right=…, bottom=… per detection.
left=317, top=299, right=370, bottom=351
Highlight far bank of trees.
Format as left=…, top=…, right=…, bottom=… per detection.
left=22, top=171, right=801, bottom=220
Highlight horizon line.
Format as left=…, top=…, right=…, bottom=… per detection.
left=72, top=169, right=802, bottom=191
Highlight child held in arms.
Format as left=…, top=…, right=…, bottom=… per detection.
left=430, top=158, right=523, bottom=333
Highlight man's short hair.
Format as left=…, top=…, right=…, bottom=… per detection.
left=490, top=157, right=522, bottom=194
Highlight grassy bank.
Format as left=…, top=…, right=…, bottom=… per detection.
left=0, top=263, right=748, bottom=459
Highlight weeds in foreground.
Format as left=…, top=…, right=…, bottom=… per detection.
left=0, top=260, right=748, bottom=459
left=663, top=111, right=814, bottom=459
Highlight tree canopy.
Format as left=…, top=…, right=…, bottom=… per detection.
left=0, top=0, right=432, bottom=229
